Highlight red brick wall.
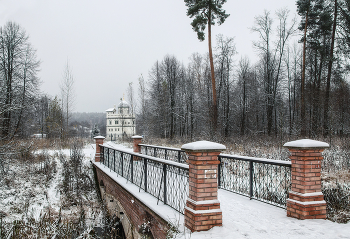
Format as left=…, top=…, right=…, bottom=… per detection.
left=94, top=165, right=170, bottom=239
left=286, top=147, right=327, bottom=219
left=184, top=151, right=222, bottom=232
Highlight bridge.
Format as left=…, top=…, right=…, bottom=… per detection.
left=92, top=136, right=348, bottom=238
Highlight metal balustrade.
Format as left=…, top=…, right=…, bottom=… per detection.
left=99, top=144, right=189, bottom=214
left=218, top=154, right=291, bottom=208
left=140, top=144, right=291, bottom=208
left=139, top=144, right=188, bottom=163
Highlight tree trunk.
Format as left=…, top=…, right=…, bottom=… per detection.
left=301, top=6, right=309, bottom=137
left=241, top=77, right=246, bottom=135
left=324, top=0, right=338, bottom=137
left=208, top=8, right=218, bottom=132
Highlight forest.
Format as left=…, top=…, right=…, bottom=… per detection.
left=1, top=1, right=350, bottom=143
left=137, top=0, right=350, bottom=141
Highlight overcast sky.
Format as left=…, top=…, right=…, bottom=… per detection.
left=0, top=0, right=299, bottom=113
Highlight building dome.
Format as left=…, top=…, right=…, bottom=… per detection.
left=118, top=100, right=130, bottom=108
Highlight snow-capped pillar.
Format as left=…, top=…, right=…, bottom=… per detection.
left=181, top=141, right=225, bottom=232
left=94, top=136, right=105, bottom=162
left=132, top=135, right=143, bottom=153
left=284, top=139, right=329, bottom=219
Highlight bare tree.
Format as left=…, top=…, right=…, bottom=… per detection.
left=237, top=57, right=250, bottom=136
left=0, top=22, right=40, bottom=140
left=252, top=10, right=296, bottom=135
left=215, top=34, right=236, bottom=137
left=127, top=82, right=135, bottom=135
left=60, top=61, right=75, bottom=138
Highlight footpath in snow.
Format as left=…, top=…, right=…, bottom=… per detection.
left=95, top=143, right=350, bottom=239
left=188, top=189, right=350, bottom=239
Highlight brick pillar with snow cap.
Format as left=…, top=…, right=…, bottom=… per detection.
left=94, top=136, right=105, bottom=162
left=132, top=135, right=143, bottom=153
left=181, top=141, right=225, bottom=232
left=284, top=139, right=329, bottom=219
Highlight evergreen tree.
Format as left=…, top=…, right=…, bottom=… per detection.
left=91, top=124, right=100, bottom=138
left=184, top=0, right=229, bottom=132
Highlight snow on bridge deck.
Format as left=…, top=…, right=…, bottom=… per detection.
left=88, top=143, right=350, bottom=239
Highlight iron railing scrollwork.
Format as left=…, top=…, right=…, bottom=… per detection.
left=218, top=154, right=291, bottom=208
left=140, top=144, right=292, bottom=208
left=98, top=145, right=189, bottom=214
left=139, top=144, right=188, bottom=163
left=106, top=144, right=292, bottom=209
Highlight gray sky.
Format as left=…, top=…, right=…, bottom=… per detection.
left=0, top=0, right=299, bottom=113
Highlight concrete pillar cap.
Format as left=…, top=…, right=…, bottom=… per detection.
left=131, top=135, right=143, bottom=139
left=181, top=140, right=226, bottom=152
left=283, top=139, right=329, bottom=149
left=94, top=136, right=105, bottom=139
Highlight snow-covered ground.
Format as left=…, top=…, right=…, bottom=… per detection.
left=186, top=189, right=350, bottom=239
left=1, top=141, right=349, bottom=238
left=0, top=142, right=105, bottom=237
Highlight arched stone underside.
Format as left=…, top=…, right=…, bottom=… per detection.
left=95, top=166, right=171, bottom=239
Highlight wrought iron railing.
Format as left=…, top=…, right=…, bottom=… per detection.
left=218, top=154, right=291, bottom=208
left=129, top=144, right=292, bottom=208
left=99, top=144, right=189, bottom=214
left=139, top=144, right=188, bottom=163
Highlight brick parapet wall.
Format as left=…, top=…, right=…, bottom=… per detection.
left=284, top=139, right=329, bottom=220
left=184, top=208, right=222, bottom=232
left=132, top=135, right=143, bottom=153
left=94, top=136, right=105, bottom=162
left=182, top=141, right=225, bottom=232
left=289, top=149, right=323, bottom=194
left=94, top=165, right=170, bottom=239
left=186, top=151, right=221, bottom=203
left=287, top=200, right=327, bottom=219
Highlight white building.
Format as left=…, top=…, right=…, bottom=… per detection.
left=106, top=99, right=135, bottom=141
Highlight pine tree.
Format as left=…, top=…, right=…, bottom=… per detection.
left=184, top=0, right=229, bottom=133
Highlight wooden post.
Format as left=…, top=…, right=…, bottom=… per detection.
left=94, top=136, right=105, bottom=162
left=181, top=141, right=225, bottom=232
left=284, top=139, right=329, bottom=219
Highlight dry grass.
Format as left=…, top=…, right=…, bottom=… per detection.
left=0, top=139, right=107, bottom=239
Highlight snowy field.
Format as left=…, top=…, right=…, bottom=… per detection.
left=0, top=141, right=106, bottom=238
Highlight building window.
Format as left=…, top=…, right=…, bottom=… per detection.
left=128, top=122, right=130, bottom=124
left=133, top=121, right=135, bottom=125
left=118, top=128, right=120, bottom=131
left=117, top=120, right=119, bottom=124
left=109, top=120, right=112, bottom=125
left=115, top=120, right=117, bottom=124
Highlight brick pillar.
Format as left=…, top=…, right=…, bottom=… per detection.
left=94, top=136, right=105, bottom=162
left=132, top=135, right=143, bottom=153
left=284, top=139, right=329, bottom=219
left=181, top=141, right=226, bottom=232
